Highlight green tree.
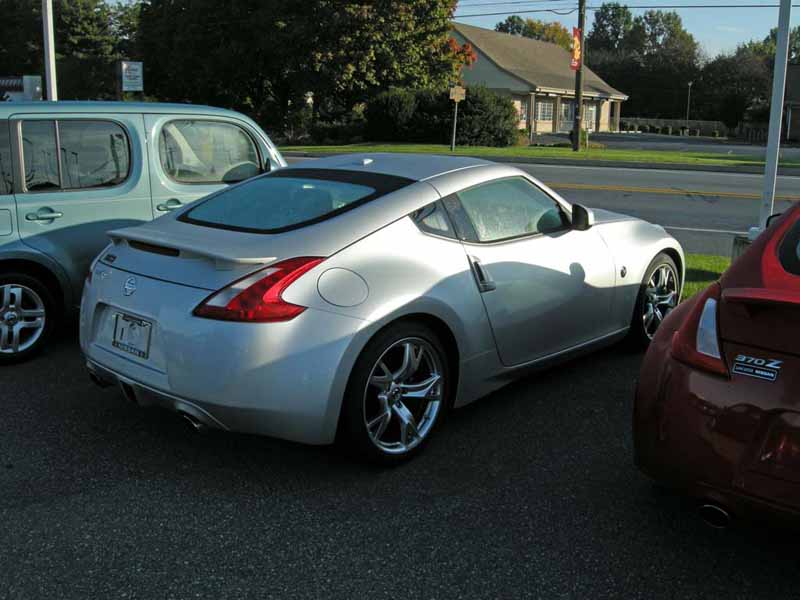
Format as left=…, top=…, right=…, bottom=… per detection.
left=587, top=7, right=700, bottom=118
left=696, top=47, right=770, bottom=127
left=586, top=3, right=633, bottom=53
left=137, top=0, right=466, bottom=133
left=0, top=0, right=125, bottom=99
left=495, top=16, right=572, bottom=52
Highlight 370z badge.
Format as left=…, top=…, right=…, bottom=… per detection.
left=732, top=354, right=783, bottom=382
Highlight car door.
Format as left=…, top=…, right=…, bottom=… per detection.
left=443, top=176, right=617, bottom=367
left=12, top=114, right=152, bottom=303
left=144, top=115, right=269, bottom=216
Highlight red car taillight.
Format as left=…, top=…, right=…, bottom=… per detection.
left=193, top=257, right=324, bottom=323
left=671, top=282, right=729, bottom=377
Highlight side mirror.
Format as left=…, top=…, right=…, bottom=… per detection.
left=571, top=204, right=595, bottom=231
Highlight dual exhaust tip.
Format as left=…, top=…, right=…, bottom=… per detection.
left=89, top=371, right=208, bottom=434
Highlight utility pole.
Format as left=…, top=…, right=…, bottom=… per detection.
left=760, top=0, right=792, bottom=230
left=685, top=81, right=693, bottom=130
left=42, top=0, right=58, bottom=101
left=571, top=0, right=586, bottom=152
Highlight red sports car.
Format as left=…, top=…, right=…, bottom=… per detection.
left=635, top=203, right=800, bottom=527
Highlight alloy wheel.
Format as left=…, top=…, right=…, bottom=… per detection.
left=643, top=264, right=678, bottom=340
left=363, top=337, right=444, bottom=455
left=0, top=284, right=47, bottom=354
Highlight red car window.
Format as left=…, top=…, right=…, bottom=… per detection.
left=778, top=219, right=800, bottom=277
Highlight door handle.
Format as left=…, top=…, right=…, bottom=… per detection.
left=469, top=256, right=496, bottom=293
left=26, top=208, right=64, bottom=222
left=156, top=198, right=183, bottom=212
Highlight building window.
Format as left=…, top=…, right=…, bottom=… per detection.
left=535, top=100, right=554, bottom=122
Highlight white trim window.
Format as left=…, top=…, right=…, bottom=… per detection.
left=535, top=99, right=554, bottom=122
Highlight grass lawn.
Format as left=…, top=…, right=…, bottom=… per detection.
left=684, top=254, right=731, bottom=300
left=282, top=143, right=800, bottom=169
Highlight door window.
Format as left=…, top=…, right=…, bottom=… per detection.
left=21, top=120, right=131, bottom=192
left=455, top=177, right=568, bottom=243
left=21, top=121, right=60, bottom=191
left=59, top=121, right=130, bottom=189
left=159, top=120, right=261, bottom=184
left=0, top=121, right=12, bottom=194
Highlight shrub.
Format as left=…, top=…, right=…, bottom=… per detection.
left=455, top=86, right=519, bottom=147
left=310, top=112, right=366, bottom=145
left=364, top=89, right=417, bottom=142
left=365, top=86, right=518, bottom=147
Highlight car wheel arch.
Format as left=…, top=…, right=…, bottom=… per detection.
left=333, top=311, right=462, bottom=438
left=0, top=258, right=66, bottom=316
left=660, top=247, right=685, bottom=292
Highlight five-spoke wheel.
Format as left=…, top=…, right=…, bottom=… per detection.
left=342, top=322, right=449, bottom=464
left=630, top=253, right=680, bottom=347
left=364, top=337, right=444, bottom=455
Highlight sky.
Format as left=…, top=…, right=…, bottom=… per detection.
left=454, top=1, right=800, bottom=57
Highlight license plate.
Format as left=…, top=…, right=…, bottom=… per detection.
left=112, top=313, right=152, bottom=359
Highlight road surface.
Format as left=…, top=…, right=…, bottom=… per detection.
left=288, top=156, right=800, bottom=256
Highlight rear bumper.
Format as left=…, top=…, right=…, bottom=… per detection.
left=87, top=359, right=229, bottom=431
left=80, top=266, right=369, bottom=445
left=634, top=335, right=800, bottom=524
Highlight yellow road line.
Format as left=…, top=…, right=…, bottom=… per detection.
left=544, top=182, right=800, bottom=202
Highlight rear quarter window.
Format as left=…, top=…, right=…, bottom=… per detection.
left=779, top=220, right=800, bottom=276
left=180, top=168, right=413, bottom=234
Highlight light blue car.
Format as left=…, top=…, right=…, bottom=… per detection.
left=0, top=101, right=285, bottom=362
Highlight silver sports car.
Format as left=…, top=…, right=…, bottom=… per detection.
left=81, top=154, right=683, bottom=463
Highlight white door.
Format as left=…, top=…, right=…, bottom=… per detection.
left=444, top=177, right=617, bottom=367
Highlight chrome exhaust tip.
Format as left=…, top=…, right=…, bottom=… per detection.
left=181, top=412, right=208, bottom=434
left=699, top=503, right=731, bottom=529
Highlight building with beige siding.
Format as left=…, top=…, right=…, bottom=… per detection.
left=451, top=23, right=628, bottom=136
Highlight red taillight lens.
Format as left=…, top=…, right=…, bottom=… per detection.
left=671, top=282, right=729, bottom=377
left=193, top=257, right=324, bottom=322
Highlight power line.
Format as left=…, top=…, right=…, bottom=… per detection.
left=454, top=4, right=797, bottom=16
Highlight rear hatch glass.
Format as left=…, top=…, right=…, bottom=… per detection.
left=179, top=168, right=412, bottom=234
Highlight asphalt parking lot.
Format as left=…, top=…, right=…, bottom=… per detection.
left=2, top=327, right=799, bottom=599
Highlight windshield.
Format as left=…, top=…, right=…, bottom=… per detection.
left=181, top=168, right=413, bottom=233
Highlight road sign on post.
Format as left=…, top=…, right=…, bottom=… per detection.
left=450, top=86, right=466, bottom=152
left=120, top=61, right=144, bottom=93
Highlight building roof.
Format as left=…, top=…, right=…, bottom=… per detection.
left=453, top=22, right=628, bottom=100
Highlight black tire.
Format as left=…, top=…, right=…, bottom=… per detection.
left=0, top=272, right=58, bottom=365
left=628, top=253, right=680, bottom=349
left=339, top=321, right=451, bottom=465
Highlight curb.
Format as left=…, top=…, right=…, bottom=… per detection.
left=282, top=151, right=800, bottom=177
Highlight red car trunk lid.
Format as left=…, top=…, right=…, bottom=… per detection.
left=718, top=205, right=800, bottom=358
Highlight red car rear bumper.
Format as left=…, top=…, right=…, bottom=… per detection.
left=634, top=306, right=800, bottom=524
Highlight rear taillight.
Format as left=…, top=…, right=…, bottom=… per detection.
left=193, top=257, right=324, bottom=323
left=671, top=282, right=729, bottom=377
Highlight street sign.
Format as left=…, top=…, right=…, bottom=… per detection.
left=570, top=28, right=582, bottom=71
left=450, top=86, right=466, bottom=103
left=120, top=61, right=144, bottom=93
